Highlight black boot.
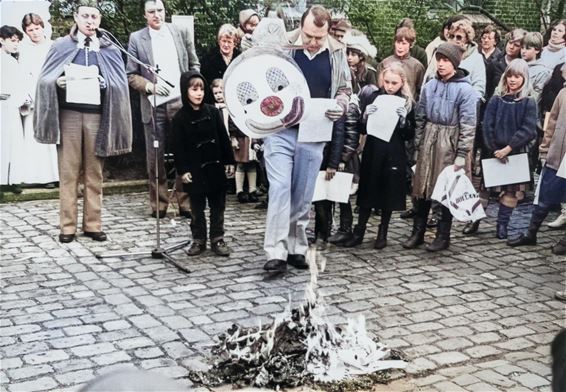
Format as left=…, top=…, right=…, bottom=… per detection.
left=402, top=217, right=426, bottom=249
left=507, top=206, right=549, bottom=247
left=496, top=205, right=514, bottom=239
left=342, top=226, right=365, bottom=247
left=343, top=207, right=370, bottom=248
left=426, top=220, right=451, bottom=252
left=426, top=206, right=452, bottom=252
left=552, top=237, right=566, bottom=255
left=374, top=210, right=391, bottom=249
left=462, top=220, right=480, bottom=235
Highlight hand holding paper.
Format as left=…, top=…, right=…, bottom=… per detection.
left=366, top=94, right=406, bottom=143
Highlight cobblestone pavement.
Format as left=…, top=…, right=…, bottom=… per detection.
left=1, top=192, right=565, bottom=392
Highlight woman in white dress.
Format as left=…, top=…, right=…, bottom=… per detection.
left=0, top=26, right=28, bottom=188
left=18, top=13, right=59, bottom=185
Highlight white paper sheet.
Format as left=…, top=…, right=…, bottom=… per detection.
left=366, top=95, right=406, bottom=142
left=298, top=98, right=336, bottom=143
left=481, top=153, right=530, bottom=188
left=147, top=83, right=181, bottom=107
left=64, top=63, right=100, bottom=105
left=558, top=153, right=566, bottom=179
left=533, top=167, right=544, bottom=205
left=312, top=171, right=354, bottom=203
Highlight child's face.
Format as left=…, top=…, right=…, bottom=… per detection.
left=382, top=71, right=403, bottom=95
left=520, top=46, right=538, bottom=62
left=188, top=83, right=204, bottom=106
left=506, top=73, right=524, bottom=93
left=505, top=39, right=522, bottom=58
left=394, top=38, right=411, bottom=58
left=212, top=86, right=224, bottom=103
left=436, top=55, right=455, bottom=78
left=347, top=50, right=361, bottom=67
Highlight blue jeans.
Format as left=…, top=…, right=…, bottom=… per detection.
left=263, top=128, right=324, bottom=260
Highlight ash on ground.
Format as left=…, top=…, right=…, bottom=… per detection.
left=188, top=249, right=407, bottom=389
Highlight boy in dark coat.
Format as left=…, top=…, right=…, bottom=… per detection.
left=171, top=71, right=235, bottom=256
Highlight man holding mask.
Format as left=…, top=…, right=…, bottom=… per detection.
left=263, top=4, right=351, bottom=272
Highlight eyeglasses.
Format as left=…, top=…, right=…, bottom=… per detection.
left=448, top=34, right=466, bottom=41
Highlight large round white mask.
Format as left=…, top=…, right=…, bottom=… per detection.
left=223, top=46, right=310, bottom=138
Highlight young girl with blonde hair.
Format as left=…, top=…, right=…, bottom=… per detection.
left=343, top=62, right=415, bottom=249
left=482, top=59, right=537, bottom=239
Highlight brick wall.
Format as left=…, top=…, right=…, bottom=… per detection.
left=482, top=0, right=541, bottom=31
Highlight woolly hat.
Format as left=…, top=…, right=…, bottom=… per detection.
left=239, top=9, right=258, bottom=27
left=435, top=42, right=464, bottom=68
left=344, top=34, right=377, bottom=59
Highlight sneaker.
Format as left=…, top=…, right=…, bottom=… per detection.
left=211, top=239, right=230, bottom=257
left=186, top=241, right=206, bottom=256
left=548, top=213, right=566, bottom=229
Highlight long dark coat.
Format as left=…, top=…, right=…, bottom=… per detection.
left=172, top=72, right=235, bottom=194
left=356, top=88, right=415, bottom=210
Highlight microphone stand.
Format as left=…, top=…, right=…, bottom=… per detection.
left=94, top=28, right=190, bottom=274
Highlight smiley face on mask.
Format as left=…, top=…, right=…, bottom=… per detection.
left=223, top=47, right=310, bottom=139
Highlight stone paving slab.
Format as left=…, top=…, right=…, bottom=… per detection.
left=1, top=192, right=565, bottom=392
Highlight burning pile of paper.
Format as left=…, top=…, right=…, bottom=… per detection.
left=188, top=249, right=406, bottom=388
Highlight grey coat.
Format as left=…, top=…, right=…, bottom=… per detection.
left=34, top=26, right=132, bottom=157
left=126, top=23, right=200, bottom=124
left=413, top=70, right=480, bottom=199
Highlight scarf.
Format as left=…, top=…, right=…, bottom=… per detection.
left=546, top=40, right=565, bottom=52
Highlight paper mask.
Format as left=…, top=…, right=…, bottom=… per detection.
left=223, top=46, right=310, bottom=138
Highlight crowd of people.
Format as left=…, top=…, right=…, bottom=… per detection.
left=0, top=2, right=564, bottom=275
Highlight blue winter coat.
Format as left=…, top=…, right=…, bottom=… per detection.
left=482, top=94, right=537, bottom=154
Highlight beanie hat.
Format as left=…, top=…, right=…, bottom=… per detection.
left=239, top=9, right=258, bottom=27
left=344, top=34, right=377, bottom=59
left=435, top=42, right=464, bottom=68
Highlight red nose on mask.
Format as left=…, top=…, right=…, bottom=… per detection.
left=260, top=96, right=284, bottom=117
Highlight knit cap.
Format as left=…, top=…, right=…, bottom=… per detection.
left=239, top=9, right=258, bottom=26
left=435, top=42, right=464, bottom=69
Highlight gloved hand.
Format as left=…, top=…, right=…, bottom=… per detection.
left=181, top=172, right=192, bottom=184
left=252, top=142, right=263, bottom=152
left=225, top=165, right=235, bottom=176
left=145, top=82, right=170, bottom=96
left=231, top=137, right=239, bottom=149
left=363, top=104, right=378, bottom=120
left=56, top=76, right=67, bottom=89
left=325, top=105, right=344, bottom=122
left=453, top=156, right=466, bottom=171
left=338, top=162, right=346, bottom=171
left=98, top=75, right=107, bottom=89
left=396, top=106, right=407, bottom=119
left=325, top=167, right=337, bottom=181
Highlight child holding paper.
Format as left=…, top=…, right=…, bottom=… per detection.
left=343, top=62, right=415, bottom=249
left=172, top=71, right=235, bottom=257
left=482, top=59, right=537, bottom=239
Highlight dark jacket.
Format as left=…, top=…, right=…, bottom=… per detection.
left=357, top=86, right=416, bottom=210
left=485, top=51, right=509, bottom=100
left=540, top=62, right=565, bottom=114
left=482, top=94, right=538, bottom=154
left=201, top=46, right=240, bottom=103
left=172, top=71, right=235, bottom=194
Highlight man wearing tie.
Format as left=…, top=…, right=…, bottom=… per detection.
left=127, top=0, right=200, bottom=218
left=34, top=0, right=132, bottom=243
